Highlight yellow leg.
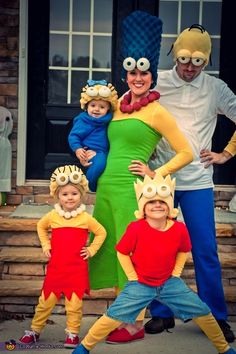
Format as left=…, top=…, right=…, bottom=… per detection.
left=82, top=314, right=121, bottom=350
left=65, top=293, right=83, bottom=334
left=31, top=292, right=58, bottom=333
left=193, top=313, right=230, bottom=353
left=136, top=308, right=146, bottom=321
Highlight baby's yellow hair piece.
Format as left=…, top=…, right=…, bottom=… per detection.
left=80, top=80, right=118, bottom=111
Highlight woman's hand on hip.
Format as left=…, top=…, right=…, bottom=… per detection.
left=128, top=160, right=153, bottom=177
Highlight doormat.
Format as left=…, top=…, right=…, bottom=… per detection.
left=178, top=208, right=236, bottom=224
left=9, top=203, right=94, bottom=219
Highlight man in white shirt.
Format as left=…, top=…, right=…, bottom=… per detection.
left=130, top=24, right=236, bottom=343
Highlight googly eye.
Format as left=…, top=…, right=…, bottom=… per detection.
left=178, top=57, right=191, bottom=64
left=56, top=173, right=69, bottom=186
left=69, top=171, right=82, bottom=184
left=86, top=87, right=99, bottom=97
left=157, top=184, right=171, bottom=198
left=142, top=183, right=157, bottom=198
left=191, top=58, right=205, bottom=66
left=98, top=86, right=111, bottom=98
left=123, top=57, right=136, bottom=71
left=137, top=58, right=150, bottom=71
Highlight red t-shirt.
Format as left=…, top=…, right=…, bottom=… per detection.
left=116, top=219, right=191, bottom=286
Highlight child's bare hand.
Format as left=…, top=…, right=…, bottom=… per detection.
left=44, top=250, right=51, bottom=258
left=86, top=149, right=96, bottom=161
left=80, top=247, right=90, bottom=260
left=80, top=149, right=96, bottom=167
left=75, top=148, right=87, bottom=160
left=80, top=158, right=92, bottom=167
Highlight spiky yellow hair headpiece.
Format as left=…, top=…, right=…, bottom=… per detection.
left=50, top=165, right=89, bottom=197
left=134, top=173, right=178, bottom=219
left=173, top=24, right=211, bottom=65
left=80, top=79, right=118, bottom=111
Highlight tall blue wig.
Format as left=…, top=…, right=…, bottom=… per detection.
left=121, top=11, right=163, bottom=88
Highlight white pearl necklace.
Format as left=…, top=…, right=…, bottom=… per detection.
left=54, top=203, right=86, bottom=219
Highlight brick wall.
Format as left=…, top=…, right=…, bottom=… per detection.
left=0, top=0, right=19, bottom=205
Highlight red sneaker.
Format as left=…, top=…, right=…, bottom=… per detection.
left=106, top=327, right=144, bottom=344
left=19, top=330, right=39, bottom=344
left=64, top=332, right=79, bottom=348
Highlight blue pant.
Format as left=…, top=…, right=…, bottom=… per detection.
left=86, top=151, right=107, bottom=192
left=149, top=188, right=227, bottom=320
left=107, top=277, right=210, bottom=324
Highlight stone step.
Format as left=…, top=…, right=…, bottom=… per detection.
left=0, top=279, right=235, bottom=303
left=189, top=284, right=236, bottom=303
left=0, top=218, right=38, bottom=231
left=187, top=252, right=236, bottom=268
left=0, top=231, right=40, bottom=247
left=1, top=246, right=236, bottom=268
left=0, top=279, right=115, bottom=298
left=0, top=247, right=47, bottom=262
left=0, top=216, right=235, bottom=237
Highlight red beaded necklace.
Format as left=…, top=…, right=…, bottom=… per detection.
left=120, top=90, right=160, bottom=114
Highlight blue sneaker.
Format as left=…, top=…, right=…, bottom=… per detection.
left=72, top=343, right=89, bottom=354
left=221, top=348, right=236, bottom=354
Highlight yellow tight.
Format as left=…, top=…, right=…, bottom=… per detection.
left=81, top=313, right=231, bottom=352
left=31, top=292, right=83, bottom=334
left=82, top=314, right=121, bottom=349
left=193, top=313, right=230, bottom=353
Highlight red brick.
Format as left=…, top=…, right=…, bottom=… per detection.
left=6, top=193, right=22, bottom=205
left=0, top=83, right=17, bottom=96
left=15, top=186, right=33, bottom=194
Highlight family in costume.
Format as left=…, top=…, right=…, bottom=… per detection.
left=132, top=24, right=236, bottom=342
left=19, top=165, right=106, bottom=348
left=68, top=80, right=118, bottom=192
left=72, top=173, right=236, bottom=354
left=88, top=10, right=193, bottom=342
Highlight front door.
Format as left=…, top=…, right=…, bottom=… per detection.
left=26, top=0, right=114, bottom=179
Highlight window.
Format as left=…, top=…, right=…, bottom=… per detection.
left=159, top=0, right=222, bottom=75
left=48, top=0, right=113, bottom=105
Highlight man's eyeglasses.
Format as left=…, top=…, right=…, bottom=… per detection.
left=177, top=57, right=205, bottom=67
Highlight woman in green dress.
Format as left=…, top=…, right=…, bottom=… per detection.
left=87, top=11, right=194, bottom=342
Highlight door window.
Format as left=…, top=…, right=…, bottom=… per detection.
left=48, top=0, right=113, bottom=105
left=159, top=0, right=222, bottom=75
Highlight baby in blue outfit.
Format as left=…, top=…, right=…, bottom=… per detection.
left=68, top=80, right=118, bottom=191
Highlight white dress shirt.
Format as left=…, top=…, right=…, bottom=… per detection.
left=152, top=66, right=236, bottom=190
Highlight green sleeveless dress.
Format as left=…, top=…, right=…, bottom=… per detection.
left=89, top=118, right=161, bottom=289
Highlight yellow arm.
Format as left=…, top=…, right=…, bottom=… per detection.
left=224, top=130, right=236, bottom=157
left=117, top=251, right=138, bottom=281
left=37, top=213, right=52, bottom=253
left=87, top=216, right=107, bottom=257
left=171, top=251, right=189, bottom=277
left=152, top=104, right=194, bottom=176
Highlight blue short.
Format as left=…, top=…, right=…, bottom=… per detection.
left=107, top=277, right=210, bottom=323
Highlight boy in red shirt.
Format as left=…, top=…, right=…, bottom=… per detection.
left=72, top=173, right=236, bottom=354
